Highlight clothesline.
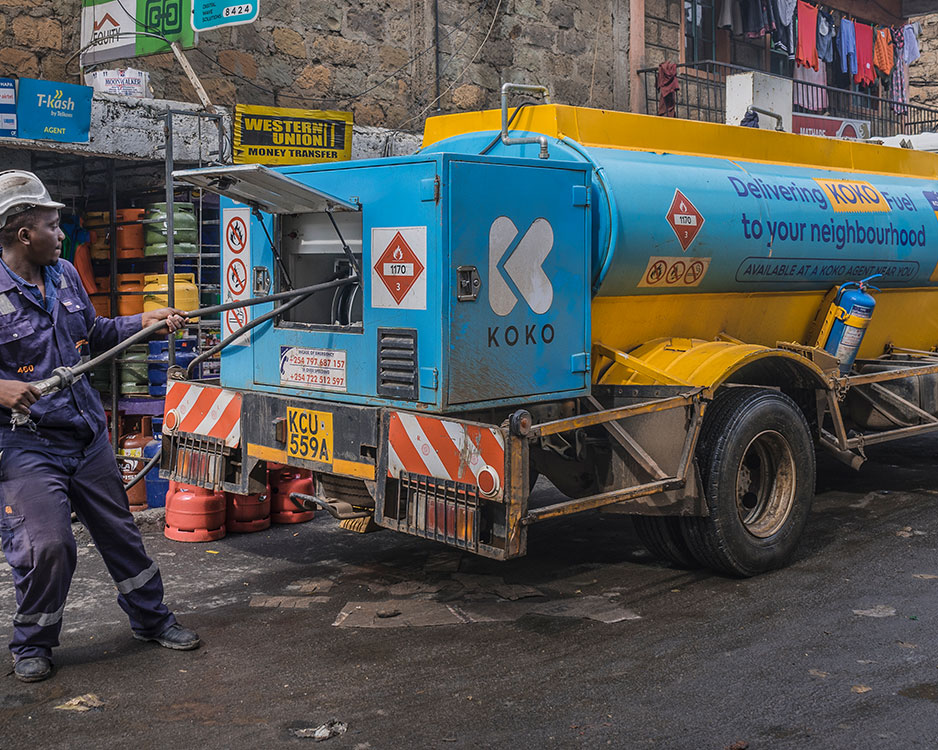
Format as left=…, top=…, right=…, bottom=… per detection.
left=712, top=0, right=922, bottom=111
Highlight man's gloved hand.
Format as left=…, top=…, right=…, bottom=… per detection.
left=0, top=379, right=40, bottom=412
left=142, top=307, right=188, bottom=334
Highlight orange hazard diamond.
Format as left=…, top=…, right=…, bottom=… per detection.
left=666, top=189, right=704, bottom=251
left=375, top=231, right=424, bottom=304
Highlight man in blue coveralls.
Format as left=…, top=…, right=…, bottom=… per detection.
left=0, top=171, right=200, bottom=683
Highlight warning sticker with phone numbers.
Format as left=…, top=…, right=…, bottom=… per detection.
left=280, top=346, right=347, bottom=392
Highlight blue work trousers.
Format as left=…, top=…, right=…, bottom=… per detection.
left=0, top=434, right=175, bottom=661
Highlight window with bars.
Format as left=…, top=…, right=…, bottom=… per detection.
left=684, top=0, right=716, bottom=62
left=684, top=0, right=793, bottom=75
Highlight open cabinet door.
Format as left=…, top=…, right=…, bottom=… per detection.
left=174, top=164, right=360, bottom=214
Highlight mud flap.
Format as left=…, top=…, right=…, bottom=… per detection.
left=374, top=409, right=529, bottom=560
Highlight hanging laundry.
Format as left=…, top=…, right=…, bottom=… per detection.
left=740, top=109, right=761, bottom=127
left=838, top=18, right=858, bottom=77
left=656, top=61, right=680, bottom=117
left=902, top=24, right=921, bottom=65
left=685, top=1, right=703, bottom=29
left=764, top=0, right=778, bottom=38
left=718, top=0, right=743, bottom=34
left=741, top=0, right=772, bottom=38
left=873, top=26, right=894, bottom=76
left=890, top=25, right=907, bottom=113
left=794, top=60, right=829, bottom=112
left=854, top=22, right=875, bottom=86
left=816, top=8, right=835, bottom=64
left=795, top=0, right=818, bottom=70
left=773, top=0, right=797, bottom=58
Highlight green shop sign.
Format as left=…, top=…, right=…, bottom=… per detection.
left=80, top=0, right=197, bottom=66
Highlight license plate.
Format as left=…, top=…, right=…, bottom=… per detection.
left=287, top=407, right=334, bottom=463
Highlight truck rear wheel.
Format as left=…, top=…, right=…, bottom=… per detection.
left=633, top=515, right=700, bottom=569
left=679, top=387, right=815, bottom=577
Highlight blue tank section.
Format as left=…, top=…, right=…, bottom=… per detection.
left=421, top=131, right=938, bottom=298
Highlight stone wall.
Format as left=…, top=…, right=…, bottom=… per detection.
left=0, top=0, right=81, bottom=82
left=909, top=13, right=938, bottom=110
left=644, top=0, right=682, bottom=71
left=0, top=1, right=631, bottom=132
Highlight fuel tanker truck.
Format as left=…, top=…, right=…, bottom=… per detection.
left=165, top=84, right=938, bottom=577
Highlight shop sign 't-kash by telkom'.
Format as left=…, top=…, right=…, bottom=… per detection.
left=16, top=79, right=93, bottom=143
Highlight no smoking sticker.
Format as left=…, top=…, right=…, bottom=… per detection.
left=227, top=258, right=247, bottom=295
left=222, top=207, right=252, bottom=346
left=639, top=256, right=711, bottom=288
left=226, top=307, right=247, bottom=333
left=226, top=216, right=247, bottom=253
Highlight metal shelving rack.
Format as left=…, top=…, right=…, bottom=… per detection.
left=28, top=110, right=230, bottom=450
left=163, top=110, right=229, bottom=371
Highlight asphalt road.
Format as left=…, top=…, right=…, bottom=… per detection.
left=2, top=436, right=938, bottom=749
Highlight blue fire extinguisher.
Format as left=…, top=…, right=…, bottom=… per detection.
left=819, top=274, right=881, bottom=374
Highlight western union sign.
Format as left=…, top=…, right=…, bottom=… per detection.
left=233, top=104, right=353, bottom=165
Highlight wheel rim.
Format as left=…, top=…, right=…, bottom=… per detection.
left=735, top=429, right=796, bottom=538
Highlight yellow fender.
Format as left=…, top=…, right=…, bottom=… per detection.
left=594, top=338, right=829, bottom=390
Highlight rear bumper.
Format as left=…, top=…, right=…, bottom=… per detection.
left=161, top=382, right=530, bottom=559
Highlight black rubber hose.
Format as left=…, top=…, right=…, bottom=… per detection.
left=72, top=275, right=357, bottom=381
left=479, top=101, right=536, bottom=155
left=185, top=285, right=317, bottom=378
left=123, top=451, right=160, bottom=491
left=11, top=275, right=361, bottom=428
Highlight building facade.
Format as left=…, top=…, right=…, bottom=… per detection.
left=0, top=1, right=934, bottom=133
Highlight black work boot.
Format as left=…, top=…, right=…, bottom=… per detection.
left=14, top=656, right=53, bottom=683
left=133, top=623, right=200, bottom=651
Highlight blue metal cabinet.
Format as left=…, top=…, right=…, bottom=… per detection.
left=215, top=153, right=591, bottom=412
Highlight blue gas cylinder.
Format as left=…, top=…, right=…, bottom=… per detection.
left=148, top=336, right=198, bottom=396
left=144, top=416, right=169, bottom=508
left=822, top=275, right=880, bottom=374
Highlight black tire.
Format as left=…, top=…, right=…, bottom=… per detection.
left=633, top=515, right=701, bottom=569
left=679, top=387, right=815, bottom=577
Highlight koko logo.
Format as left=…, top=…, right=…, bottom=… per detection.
left=487, top=216, right=554, bottom=317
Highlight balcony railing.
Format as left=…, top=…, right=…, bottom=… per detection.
left=639, top=60, right=938, bottom=138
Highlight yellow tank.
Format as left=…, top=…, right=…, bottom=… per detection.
left=144, top=273, right=199, bottom=317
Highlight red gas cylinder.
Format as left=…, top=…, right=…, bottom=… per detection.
left=268, top=467, right=315, bottom=524
left=225, top=491, right=271, bottom=533
left=164, top=481, right=226, bottom=542
left=119, top=416, right=152, bottom=512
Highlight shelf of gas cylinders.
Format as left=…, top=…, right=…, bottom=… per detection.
left=89, top=259, right=221, bottom=300
left=107, top=395, right=166, bottom=416
left=90, top=253, right=220, bottom=264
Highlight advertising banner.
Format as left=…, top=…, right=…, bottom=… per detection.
left=233, top=104, right=353, bottom=165
left=0, top=79, right=16, bottom=138
left=85, top=68, right=151, bottom=97
left=16, top=79, right=93, bottom=143
left=80, top=0, right=197, bottom=67
left=792, top=113, right=871, bottom=140
left=192, top=0, right=259, bottom=31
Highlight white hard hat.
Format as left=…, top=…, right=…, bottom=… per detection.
left=0, top=170, right=65, bottom=229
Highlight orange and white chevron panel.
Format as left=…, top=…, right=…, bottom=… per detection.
left=387, top=411, right=505, bottom=498
left=163, top=381, right=242, bottom=448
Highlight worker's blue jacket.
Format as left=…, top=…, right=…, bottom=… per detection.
left=0, top=258, right=141, bottom=451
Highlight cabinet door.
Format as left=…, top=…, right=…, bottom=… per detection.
left=446, top=158, right=591, bottom=407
